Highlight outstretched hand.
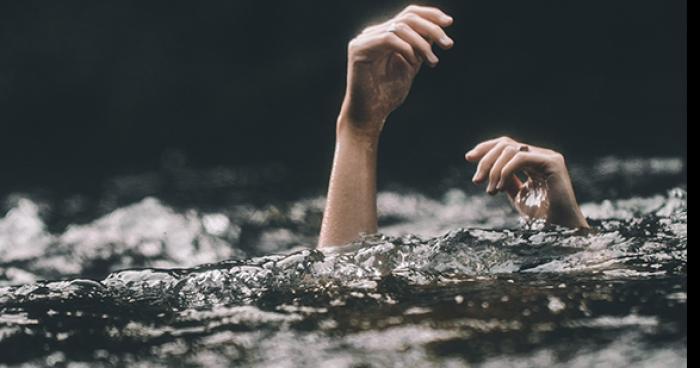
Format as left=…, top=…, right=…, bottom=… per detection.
left=466, top=137, right=589, bottom=229
left=340, top=5, right=454, bottom=139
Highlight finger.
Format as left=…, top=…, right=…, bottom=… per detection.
left=362, top=19, right=400, bottom=36
left=473, top=141, right=515, bottom=185
left=391, top=23, right=437, bottom=65
left=487, top=145, right=519, bottom=194
left=502, top=174, right=524, bottom=199
left=499, top=152, right=551, bottom=186
left=362, top=6, right=453, bottom=38
left=401, top=5, right=454, bottom=27
left=399, top=13, right=454, bottom=49
left=361, top=23, right=385, bottom=35
left=465, top=137, right=515, bottom=162
left=360, top=32, right=420, bottom=65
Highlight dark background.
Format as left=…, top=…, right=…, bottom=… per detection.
left=0, top=0, right=687, bottom=195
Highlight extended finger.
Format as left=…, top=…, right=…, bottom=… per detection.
left=473, top=141, right=515, bottom=185
left=398, top=13, right=454, bottom=49
left=499, top=152, right=550, bottom=186
left=355, top=32, right=420, bottom=65
left=400, top=5, right=454, bottom=27
left=391, top=22, right=437, bottom=65
left=465, top=137, right=515, bottom=162
left=487, top=145, right=519, bottom=194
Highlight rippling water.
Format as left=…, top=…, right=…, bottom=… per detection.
left=0, top=157, right=687, bottom=367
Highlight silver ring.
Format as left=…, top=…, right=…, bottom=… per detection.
left=387, top=23, right=398, bottom=33
left=519, top=145, right=530, bottom=152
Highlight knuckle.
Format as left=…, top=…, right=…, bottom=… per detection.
left=348, top=37, right=362, bottom=52
left=395, top=22, right=409, bottom=32
left=552, top=152, right=566, bottom=165
left=403, top=13, right=420, bottom=23
left=498, top=136, right=512, bottom=143
left=501, top=166, right=510, bottom=176
left=387, top=33, right=401, bottom=45
left=379, top=32, right=394, bottom=42
left=495, top=141, right=510, bottom=150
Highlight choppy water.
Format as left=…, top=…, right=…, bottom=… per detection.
left=0, top=157, right=687, bottom=367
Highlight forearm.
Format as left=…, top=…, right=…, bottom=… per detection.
left=316, top=5, right=454, bottom=247
left=318, top=115, right=381, bottom=248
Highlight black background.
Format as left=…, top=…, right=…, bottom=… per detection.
left=0, top=0, right=687, bottom=194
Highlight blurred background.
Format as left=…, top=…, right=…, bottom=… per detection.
left=0, top=0, right=686, bottom=201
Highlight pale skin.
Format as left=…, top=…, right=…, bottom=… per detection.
left=318, top=6, right=588, bottom=248
left=465, top=137, right=589, bottom=229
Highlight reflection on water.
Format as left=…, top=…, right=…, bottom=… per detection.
left=0, top=157, right=687, bottom=367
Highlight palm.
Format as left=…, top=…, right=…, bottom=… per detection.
left=509, top=165, right=582, bottom=227
left=512, top=176, right=551, bottom=221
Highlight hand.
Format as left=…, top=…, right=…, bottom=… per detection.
left=465, top=137, right=589, bottom=229
left=338, top=5, right=454, bottom=139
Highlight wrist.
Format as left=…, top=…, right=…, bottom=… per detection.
left=336, top=112, right=382, bottom=147
left=547, top=175, right=590, bottom=229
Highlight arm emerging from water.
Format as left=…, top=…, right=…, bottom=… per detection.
left=466, top=137, right=589, bottom=229
left=318, top=6, right=455, bottom=248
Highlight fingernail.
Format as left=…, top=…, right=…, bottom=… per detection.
left=430, top=56, right=439, bottom=65
left=472, top=173, right=479, bottom=182
left=441, top=36, right=453, bottom=46
left=496, top=181, right=504, bottom=190
left=444, top=16, right=454, bottom=23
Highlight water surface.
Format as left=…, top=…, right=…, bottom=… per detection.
left=0, top=157, right=687, bottom=367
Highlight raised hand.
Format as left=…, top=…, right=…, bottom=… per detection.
left=466, top=137, right=589, bottom=229
left=319, top=6, right=454, bottom=248
left=340, top=5, right=454, bottom=139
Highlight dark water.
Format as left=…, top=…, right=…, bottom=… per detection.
left=0, top=157, right=687, bottom=367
